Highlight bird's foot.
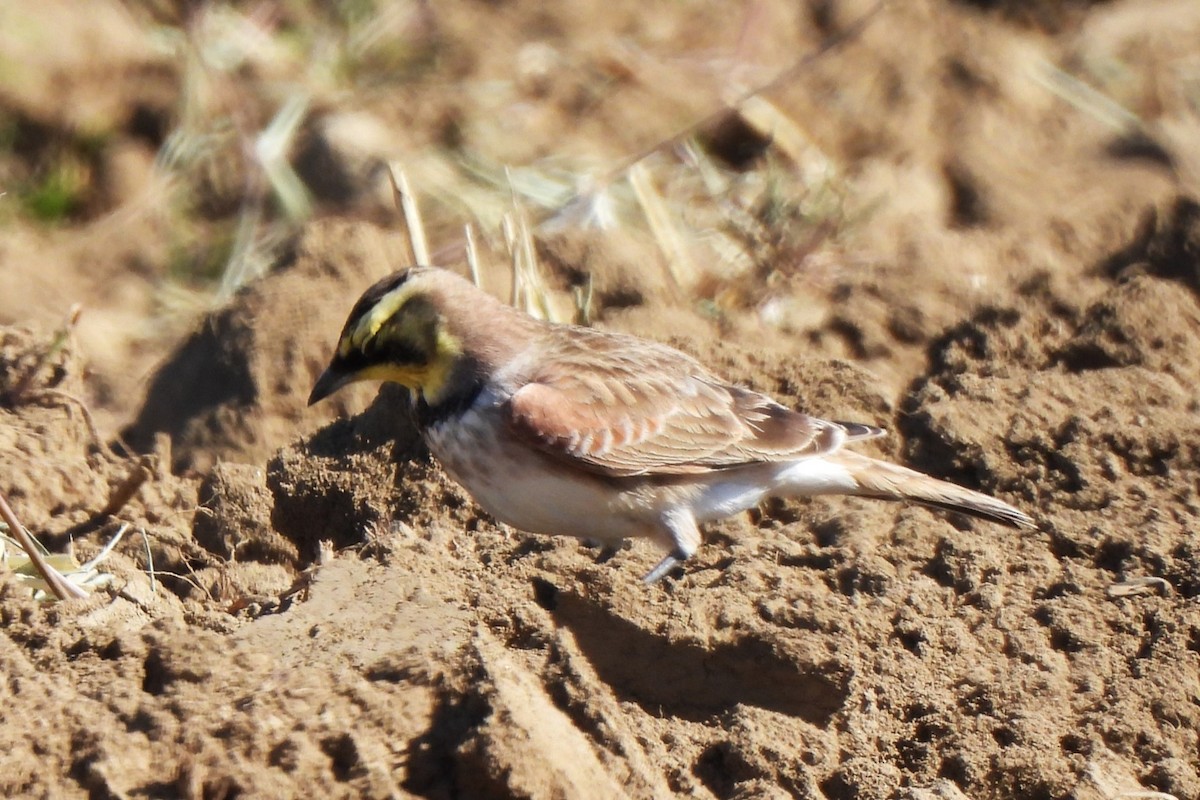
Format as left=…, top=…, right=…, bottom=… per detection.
left=580, top=538, right=626, bottom=564
left=642, top=548, right=688, bottom=584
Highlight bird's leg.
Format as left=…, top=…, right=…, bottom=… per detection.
left=581, top=538, right=624, bottom=563
left=643, top=509, right=701, bottom=584
left=643, top=551, right=686, bottom=584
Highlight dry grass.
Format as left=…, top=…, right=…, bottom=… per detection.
left=115, top=1, right=886, bottom=327
left=0, top=491, right=90, bottom=601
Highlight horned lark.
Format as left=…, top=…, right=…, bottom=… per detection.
left=309, top=267, right=1034, bottom=583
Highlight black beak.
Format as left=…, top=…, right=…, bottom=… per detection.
left=308, top=363, right=353, bottom=406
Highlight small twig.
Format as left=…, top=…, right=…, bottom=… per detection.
left=572, top=273, right=594, bottom=326
left=179, top=551, right=213, bottom=601
left=1106, top=576, right=1172, bottom=598
left=628, top=162, right=691, bottom=291
left=146, top=568, right=207, bottom=599
left=78, top=522, right=129, bottom=572
left=254, top=92, right=313, bottom=223
left=1033, top=60, right=1145, bottom=135
left=502, top=212, right=522, bottom=308
left=99, top=459, right=153, bottom=518
left=0, top=490, right=88, bottom=601
left=518, top=212, right=552, bottom=320
left=140, top=526, right=156, bottom=594
left=734, top=94, right=832, bottom=177
left=464, top=223, right=482, bottom=288
left=388, top=163, right=430, bottom=265
left=116, top=588, right=152, bottom=611
left=502, top=170, right=555, bottom=320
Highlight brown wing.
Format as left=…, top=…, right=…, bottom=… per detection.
left=506, top=328, right=852, bottom=477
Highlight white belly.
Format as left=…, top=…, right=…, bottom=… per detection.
left=423, top=404, right=643, bottom=543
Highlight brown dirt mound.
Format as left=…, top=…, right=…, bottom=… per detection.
left=123, top=220, right=410, bottom=472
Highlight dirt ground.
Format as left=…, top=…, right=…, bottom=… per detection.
left=2, top=0, right=1199, bottom=798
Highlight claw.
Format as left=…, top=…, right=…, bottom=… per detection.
left=581, top=538, right=623, bottom=564
left=642, top=548, right=687, bottom=584
left=644, top=509, right=700, bottom=584
left=595, top=544, right=621, bottom=564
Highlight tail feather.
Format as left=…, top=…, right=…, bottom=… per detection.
left=832, top=421, right=887, bottom=442
left=829, top=451, right=1035, bottom=529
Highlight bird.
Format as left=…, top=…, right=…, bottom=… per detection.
left=308, top=266, right=1034, bottom=584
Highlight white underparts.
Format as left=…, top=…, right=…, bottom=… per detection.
left=690, top=457, right=858, bottom=523
left=773, top=456, right=859, bottom=496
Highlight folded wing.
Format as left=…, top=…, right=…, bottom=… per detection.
left=506, top=329, right=872, bottom=477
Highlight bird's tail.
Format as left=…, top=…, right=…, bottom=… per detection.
left=828, top=451, right=1035, bottom=529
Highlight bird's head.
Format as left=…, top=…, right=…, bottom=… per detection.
left=308, top=267, right=470, bottom=407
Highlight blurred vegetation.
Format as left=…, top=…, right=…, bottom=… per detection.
left=0, top=0, right=851, bottom=317
left=0, top=0, right=1192, bottom=322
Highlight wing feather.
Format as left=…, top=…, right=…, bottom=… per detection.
left=506, top=328, right=863, bottom=477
